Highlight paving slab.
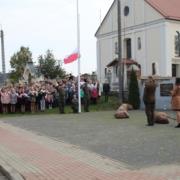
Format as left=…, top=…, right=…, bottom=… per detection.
left=0, top=110, right=179, bottom=179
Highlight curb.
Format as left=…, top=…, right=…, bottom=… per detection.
left=0, top=160, right=24, bottom=180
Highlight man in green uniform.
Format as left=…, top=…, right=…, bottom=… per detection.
left=57, top=81, right=65, bottom=114
left=143, top=76, right=157, bottom=126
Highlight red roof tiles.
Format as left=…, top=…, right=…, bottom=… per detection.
left=146, top=0, right=180, bottom=21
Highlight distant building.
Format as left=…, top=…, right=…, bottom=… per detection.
left=23, top=60, right=44, bottom=83
left=80, top=72, right=97, bottom=82
left=95, top=0, right=180, bottom=91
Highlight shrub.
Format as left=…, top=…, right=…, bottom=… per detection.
left=128, top=69, right=140, bottom=109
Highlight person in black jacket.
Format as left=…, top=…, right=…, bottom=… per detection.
left=103, top=80, right=110, bottom=102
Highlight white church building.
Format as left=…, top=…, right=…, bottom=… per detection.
left=95, top=0, right=180, bottom=93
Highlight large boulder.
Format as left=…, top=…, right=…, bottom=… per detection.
left=114, top=103, right=131, bottom=119
left=114, top=110, right=129, bottom=119
left=154, top=111, right=169, bottom=124
left=117, top=103, right=133, bottom=111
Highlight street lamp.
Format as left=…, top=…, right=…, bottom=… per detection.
left=117, top=0, right=124, bottom=104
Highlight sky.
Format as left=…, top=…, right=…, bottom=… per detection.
left=0, top=0, right=114, bottom=76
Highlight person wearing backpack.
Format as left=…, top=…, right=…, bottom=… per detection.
left=91, top=84, right=98, bottom=104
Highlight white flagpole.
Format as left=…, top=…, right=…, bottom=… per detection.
left=77, top=0, right=81, bottom=113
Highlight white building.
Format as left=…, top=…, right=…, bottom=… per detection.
left=95, top=0, right=180, bottom=91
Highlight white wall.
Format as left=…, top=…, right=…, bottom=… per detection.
left=146, top=26, right=163, bottom=75
left=121, top=0, right=163, bottom=29
left=97, top=35, right=118, bottom=83
left=96, top=0, right=180, bottom=85
left=97, top=1, right=117, bottom=36
left=169, top=20, right=180, bottom=76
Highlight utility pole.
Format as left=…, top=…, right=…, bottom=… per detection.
left=117, top=0, right=123, bottom=104
left=77, top=0, right=81, bottom=113
left=0, top=29, right=6, bottom=75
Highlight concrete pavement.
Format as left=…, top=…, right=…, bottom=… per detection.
left=0, top=111, right=179, bottom=179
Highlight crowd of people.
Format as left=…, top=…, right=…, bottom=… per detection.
left=0, top=77, right=110, bottom=114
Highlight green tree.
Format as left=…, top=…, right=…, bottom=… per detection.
left=9, top=46, right=32, bottom=82
left=128, top=69, right=140, bottom=109
left=38, top=50, right=66, bottom=79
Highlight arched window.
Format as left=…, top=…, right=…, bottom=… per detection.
left=137, top=37, right=141, bottom=50
left=105, top=67, right=107, bottom=77
left=152, top=63, right=156, bottom=75
left=115, top=42, right=118, bottom=54
left=124, top=6, right=129, bottom=16
left=115, top=65, right=118, bottom=77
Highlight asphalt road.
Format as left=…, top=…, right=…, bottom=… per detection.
left=1, top=110, right=180, bottom=169
left=0, top=176, right=7, bottom=180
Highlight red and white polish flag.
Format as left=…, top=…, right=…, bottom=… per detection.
left=64, top=49, right=80, bottom=64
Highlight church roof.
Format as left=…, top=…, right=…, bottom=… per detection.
left=107, top=58, right=138, bottom=67
left=146, top=0, right=180, bottom=21
left=95, top=0, right=180, bottom=37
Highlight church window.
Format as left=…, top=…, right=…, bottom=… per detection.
left=115, top=42, right=118, bottom=54
left=152, top=63, right=156, bottom=75
left=124, top=6, right=129, bottom=16
left=105, top=67, right=107, bottom=77
left=137, top=37, right=141, bottom=50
